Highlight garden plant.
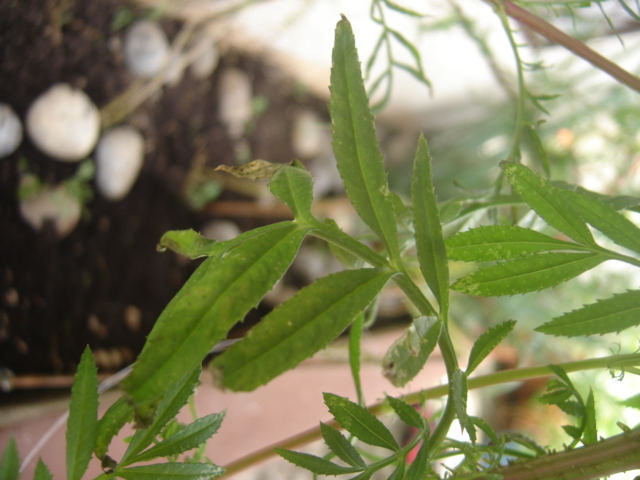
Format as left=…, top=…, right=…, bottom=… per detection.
left=3, top=1, right=640, bottom=479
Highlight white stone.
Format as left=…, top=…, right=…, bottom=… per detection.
left=19, top=184, right=82, bottom=238
left=124, top=20, right=170, bottom=78
left=218, top=68, right=252, bottom=138
left=291, top=110, right=327, bottom=159
left=26, top=83, right=100, bottom=162
left=201, top=220, right=241, bottom=242
left=95, top=126, right=145, bottom=201
left=0, top=104, right=22, bottom=158
left=189, top=32, right=219, bottom=80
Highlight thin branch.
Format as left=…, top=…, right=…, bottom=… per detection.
left=483, top=0, right=640, bottom=93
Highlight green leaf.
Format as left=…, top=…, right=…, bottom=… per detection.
left=320, top=422, right=366, bottom=468
left=560, top=187, right=640, bottom=254
left=562, top=424, right=582, bottom=440
left=466, top=320, right=517, bottom=374
left=386, top=395, right=426, bottom=430
left=583, top=389, right=597, bottom=445
left=275, top=449, right=360, bottom=475
left=123, top=223, right=308, bottom=424
left=536, top=290, right=640, bottom=336
left=412, top=136, right=449, bottom=314
left=0, top=437, right=19, bottom=480
left=121, top=366, right=201, bottom=465
left=34, top=458, right=53, bottom=480
left=501, top=162, right=595, bottom=246
left=620, top=393, right=640, bottom=409
left=95, top=397, right=134, bottom=460
left=406, top=436, right=431, bottom=480
left=452, top=369, right=469, bottom=436
left=157, top=222, right=298, bottom=260
left=446, top=226, right=587, bottom=262
left=66, top=346, right=99, bottom=480
left=324, top=393, right=399, bottom=451
left=387, top=463, right=405, bottom=480
left=330, top=16, right=400, bottom=260
left=469, top=416, right=500, bottom=445
left=157, top=229, right=221, bottom=259
left=451, top=252, right=605, bottom=297
left=212, top=268, right=393, bottom=391
left=115, top=462, right=224, bottom=480
left=382, top=316, right=442, bottom=387
left=131, top=412, right=225, bottom=463
left=268, top=165, right=315, bottom=223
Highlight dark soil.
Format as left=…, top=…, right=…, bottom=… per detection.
left=0, top=0, right=328, bottom=378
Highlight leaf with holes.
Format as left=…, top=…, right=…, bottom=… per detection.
left=451, top=252, right=605, bottom=297
left=446, top=226, right=586, bottom=262
left=123, top=223, right=308, bottom=425
left=212, top=268, right=393, bottom=391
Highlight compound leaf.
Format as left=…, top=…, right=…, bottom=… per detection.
left=467, top=320, right=517, bottom=374
left=115, top=462, right=224, bottom=480
left=276, top=449, right=360, bottom=475
left=212, top=268, right=393, bottom=391
left=66, top=346, right=99, bottom=480
left=451, top=253, right=605, bottom=297
left=501, top=162, right=594, bottom=246
left=383, top=316, right=442, bottom=387
left=320, top=422, right=366, bottom=468
left=446, top=226, right=586, bottom=262
left=123, top=223, right=308, bottom=424
left=95, top=396, right=133, bottom=460
left=412, top=135, right=449, bottom=314
left=0, top=437, right=19, bottom=480
left=122, top=366, right=201, bottom=465
left=268, top=165, right=315, bottom=223
left=131, top=412, right=225, bottom=464
left=536, top=290, right=640, bottom=336
left=330, top=16, right=400, bottom=260
left=324, top=393, right=399, bottom=451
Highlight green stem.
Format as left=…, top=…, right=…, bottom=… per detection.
left=308, top=223, right=390, bottom=269
left=496, top=1, right=528, bottom=163
left=220, top=353, right=640, bottom=477
left=349, top=313, right=366, bottom=406
left=482, top=427, right=640, bottom=480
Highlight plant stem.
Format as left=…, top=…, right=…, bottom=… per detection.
left=220, top=353, right=640, bottom=477
left=484, top=0, right=640, bottom=93
left=484, top=427, right=640, bottom=480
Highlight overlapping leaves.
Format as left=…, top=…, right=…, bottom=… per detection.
left=448, top=162, right=640, bottom=337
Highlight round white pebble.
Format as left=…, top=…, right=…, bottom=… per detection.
left=26, top=83, right=100, bottom=162
left=218, top=68, right=252, bottom=138
left=0, top=104, right=22, bottom=158
left=95, top=126, right=145, bottom=201
left=124, top=20, right=170, bottom=78
left=189, top=33, right=219, bottom=80
left=19, top=185, right=82, bottom=238
left=201, top=220, right=241, bottom=242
